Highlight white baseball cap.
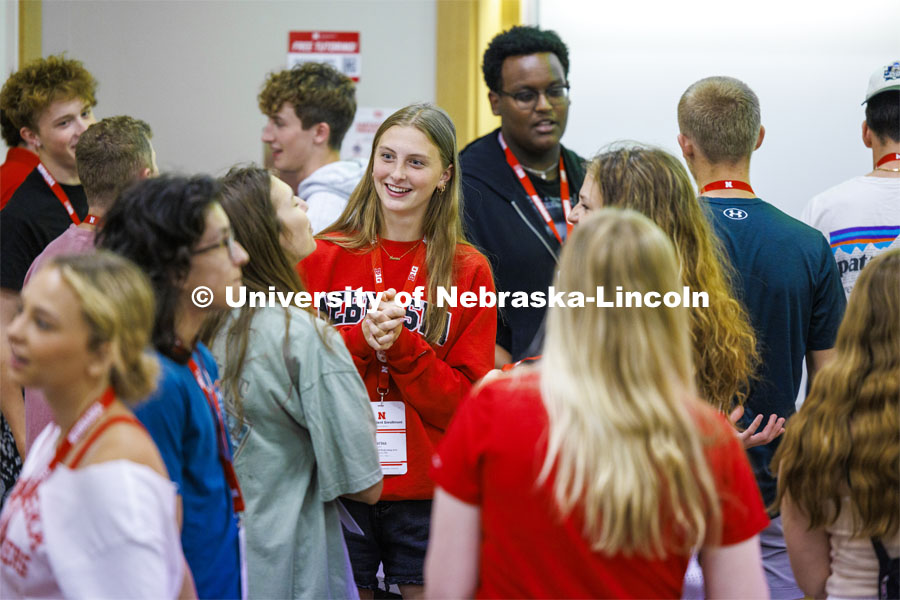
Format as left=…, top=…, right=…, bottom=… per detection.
left=863, top=60, right=900, bottom=104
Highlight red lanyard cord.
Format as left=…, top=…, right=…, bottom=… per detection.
left=369, top=241, right=426, bottom=400
left=876, top=153, right=900, bottom=167
left=699, top=180, right=755, bottom=195
left=498, top=132, right=571, bottom=245
left=187, top=356, right=245, bottom=512
left=37, top=163, right=81, bottom=226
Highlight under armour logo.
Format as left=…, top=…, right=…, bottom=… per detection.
left=724, top=181, right=734, bottom=188
left=724, top=208, right=748, bottom=220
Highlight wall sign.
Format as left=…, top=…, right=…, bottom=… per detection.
left=287, top=31, right=360, bottom=81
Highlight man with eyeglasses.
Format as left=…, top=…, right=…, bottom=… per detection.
left=461, top=25, right=586, bottom=368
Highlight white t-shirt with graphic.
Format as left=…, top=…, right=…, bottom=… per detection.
left=801, top=175, right=900, bottom=298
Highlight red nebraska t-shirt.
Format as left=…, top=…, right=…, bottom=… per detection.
left=431, top=371, right=769, bottom=599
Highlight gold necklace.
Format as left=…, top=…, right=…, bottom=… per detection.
left=380, top=239, right=422, bottom=261
left=875, top=166, right=900, bottom=172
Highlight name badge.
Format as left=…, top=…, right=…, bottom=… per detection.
left=372, top=400, right=407, bottom=475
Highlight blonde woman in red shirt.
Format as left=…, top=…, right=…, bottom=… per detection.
left=427, top=209, right=769, bottom=599
left=300, top=103, right=496, bottom=599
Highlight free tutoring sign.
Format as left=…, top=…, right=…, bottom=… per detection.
left=287, top=31, right=361, bottom=82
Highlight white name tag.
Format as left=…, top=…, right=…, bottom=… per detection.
left=372, top=400, right=407, bottom=475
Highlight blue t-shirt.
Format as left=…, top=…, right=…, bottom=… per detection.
left=135, top=343, right=242, bottom=599
left=701, top=197, right=846, bottom=506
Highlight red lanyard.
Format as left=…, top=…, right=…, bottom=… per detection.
left=700, top=180, right=755, bottom=195
left=876, top=153, right=900, bottom=167
left=370, top=240, right=426, bottom=296
left=84, top=214, right=101, bottom=226
left=187, top=356, right=245, bottom=513
left=36, top=162, right=81, bottom=225
left=0, top=387, right=116, bottom=542
left=369, top=240, right=426, bottom=400
left=48, top=387, right=117, bottom=470
left=498, top=132, right=571, bottom=245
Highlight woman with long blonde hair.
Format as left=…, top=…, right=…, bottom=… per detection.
left=300, top=103, right=496, bottom=598
left=426, top=208, right=769, bottom=599
left=774, top=248, right=899, bottom=599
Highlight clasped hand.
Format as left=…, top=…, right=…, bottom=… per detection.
left=362, top=288, right=408, bottom=352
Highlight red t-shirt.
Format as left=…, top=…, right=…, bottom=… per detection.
left=299, top=237, right=496, bottom=500
left=0, top=148, right=40, bottom=209
left=431, top=371, right=769, bottom=599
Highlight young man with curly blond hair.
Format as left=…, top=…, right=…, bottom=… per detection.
left=0, top=55, right=98, bottom=496
left=259, top=62, right=359, bottom=233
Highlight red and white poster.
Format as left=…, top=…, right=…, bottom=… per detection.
left=340, top=107, right=396, bottom=161
left=287, top=31, right=360, bottom=81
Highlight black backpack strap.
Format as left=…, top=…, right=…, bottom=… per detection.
left=873, top=537, right=892, bottom=565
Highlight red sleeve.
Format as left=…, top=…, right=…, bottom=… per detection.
left=334, top=321, right=375, bottom=370
left=383, top=250, right=497, bottom=431
left=705, top=413, right=770, bottom=546
left=429, top=384, right=494, bottom=504
left=299, top=238, right=376, bottom=370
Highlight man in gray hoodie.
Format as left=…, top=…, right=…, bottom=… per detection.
left=259, top=62, right=362, bottom=233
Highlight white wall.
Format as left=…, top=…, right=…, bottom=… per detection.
left=42, top=0, right=436, bottom=176
left=541, top=0, right=900, bottom=218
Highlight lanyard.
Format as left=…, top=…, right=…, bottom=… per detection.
left=0, top=387, right=116, bottom=542
left=84, top=214, right=101, bottom=226
left=36, top=162, right=81, bottom=225
left=369, top=240, right=426, bottom=400
left=48, top=387, right=116, bottom=470
left=498, top=132, right=571, bottom=245
left=876, top=153, right=900, bottom=167
left=369, top=239, right=426, bottom=296
left=187, top=356, right=245, bottom=513
left=699, top=180, right=755, bottom=195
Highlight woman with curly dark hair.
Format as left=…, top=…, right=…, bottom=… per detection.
left=97, top=175, right=249, bottom=599
left=774, top=248, right=899, bottom=599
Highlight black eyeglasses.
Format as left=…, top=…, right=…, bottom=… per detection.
left=497, top=84, right=570, bottom=110
left=192, top=231, right=240, bottom=261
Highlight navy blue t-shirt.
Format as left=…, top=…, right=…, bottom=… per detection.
left=135, top=344, right=242, bottom=599
left=701, top=197, right=846, bottom=506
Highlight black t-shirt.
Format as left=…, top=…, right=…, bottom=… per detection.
left=528, top=173, right=569, bottom=243
left=0, top=168, right=88, bottom=291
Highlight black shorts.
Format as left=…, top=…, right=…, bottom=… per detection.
left=341, top=498, right=433, bottom=589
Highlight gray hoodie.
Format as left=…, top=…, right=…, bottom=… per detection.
left=297, top=160, right=364, bottom=233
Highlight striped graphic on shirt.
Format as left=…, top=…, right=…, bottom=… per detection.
left=829, top=225, right=900, bottom=254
